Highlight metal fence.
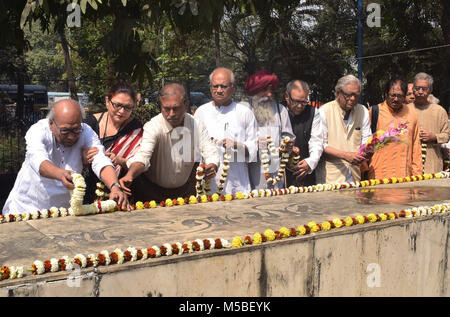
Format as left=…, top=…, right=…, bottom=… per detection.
left=0, top=108, right=42, bottom=174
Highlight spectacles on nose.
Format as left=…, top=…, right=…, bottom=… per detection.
left=289, top=96, right=309, bottom=107
left=341, top=91, right=360, bottom=99
left=413, top=86, right=429, bottom=92
left=388, top=93, right=405, bottom=99
left=53, top=120, right=83, bottom=136
left=211, top=84, right=231, bottom=90
left=109, top=99, right=134, bottom=112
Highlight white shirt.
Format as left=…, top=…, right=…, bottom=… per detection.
left=319, top=105, right=371, bottom=182
left=194, top=101, right=258, bottom=194
left=304, top=108, right=324, bottom=173
left=2, top=119, right=112, bottom=215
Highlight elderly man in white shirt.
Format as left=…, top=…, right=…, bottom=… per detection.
left=194, top=68, right=258, bottom=194
left=2, top=99, right=129, bottom=215
left=316, top=75, right=371, bottom=184
left=120, top=83, right=219, bottom=202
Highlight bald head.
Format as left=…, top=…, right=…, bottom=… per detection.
left=209, top=67, right=235, bottom=107
left=48, top=99, right=85, bottom=147
left=48, top=99, right=85, bottom=122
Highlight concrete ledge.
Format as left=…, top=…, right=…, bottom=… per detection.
left=2, top=214, right=449, bottom=296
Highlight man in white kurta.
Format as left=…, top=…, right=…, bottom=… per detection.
left=2, top=100, right=126, bottom=215
left=195, top=68, right=258, bottom=194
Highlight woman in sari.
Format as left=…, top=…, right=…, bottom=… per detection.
left=82, top=82, right=143, bottom=203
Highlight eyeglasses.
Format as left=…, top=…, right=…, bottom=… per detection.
left=211, top=84, right=232, bottom=90
left=341, top=91, right=360, bottom=99
left=289, top=96, right=309, bottom=107
left=413, top=86, right=429, bottom=92
left=388, top=93, right=405, bottom=99
left=53, top=120, right=83, bottom=136
left=109, top=99, right=134, bottom=112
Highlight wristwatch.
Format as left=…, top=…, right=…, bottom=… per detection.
left=110, top=182, right=122, bottom=191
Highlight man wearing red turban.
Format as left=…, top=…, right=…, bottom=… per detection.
left=244, top=69, right=280, bottom=96
left=241, top=70, right=295, bottom=190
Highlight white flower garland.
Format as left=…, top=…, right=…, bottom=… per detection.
left=209, top=137, right=232, bottom=194
left=263, top=136, right=291, bottom=185
left=70, top=173, right=117, bottom=216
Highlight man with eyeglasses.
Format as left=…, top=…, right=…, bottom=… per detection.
left=2, top=99, right=130, bottom=215
left=368, top=77, right=422, bottom=179
left=315, top=75, right=371, bottom=184
left=194, top=68, right=258, bottom=194
left=412, top=72, right=450, bottom=173
left=284, top=80, right=323, bottom=186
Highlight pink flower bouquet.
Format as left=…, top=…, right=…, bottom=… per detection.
left=359, top=122, right=408, bottom=156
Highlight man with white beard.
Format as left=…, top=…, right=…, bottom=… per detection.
left=242, top=69, right=295, bottom=190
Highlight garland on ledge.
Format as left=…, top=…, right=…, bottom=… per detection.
left=2, top=171, right=450, bottom=224
left=421, top=142, right=427, bottom=174
left=2, top=201, right=449, bottom=281
left=24, top=238, right=231, bottom=277
left=263, top=136, right=291, bottom=185
left=231, top=202, right=450, bottom=248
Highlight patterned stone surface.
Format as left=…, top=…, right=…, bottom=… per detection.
left=0, top=178, right=449, bottom=270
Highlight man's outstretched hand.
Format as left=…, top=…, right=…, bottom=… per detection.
left=60, top=170, right=75, bottom=190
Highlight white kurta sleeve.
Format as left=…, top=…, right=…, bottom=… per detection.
left=361, top=107, right=372, bottom=146
left=279, top=105, right=295, bottom=139
left=243, top=110, right=259, bottom=163
left=25, top=122, right=52, bottom=174
left=197, top=119, right=220, bottom=167
left=304, top=108, right=324, bottom=172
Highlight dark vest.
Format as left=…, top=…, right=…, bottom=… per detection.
left=286, top=105, right=316, bottom=186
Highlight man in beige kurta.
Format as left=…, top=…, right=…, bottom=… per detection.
left=412, top=73, right=450, bottom=173
left=316, top=75, right=371, bottom=184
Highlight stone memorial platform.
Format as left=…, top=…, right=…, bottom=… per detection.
left=0, top=178, right=449, bottom=296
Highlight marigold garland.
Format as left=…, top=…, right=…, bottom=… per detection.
left=3, top=172, right=449, bottom=224
left=229, top=203, right=449, bottom=250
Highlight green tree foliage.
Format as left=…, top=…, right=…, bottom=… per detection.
left=24, top=22, right=66, bottom=91
left=12, top=0, right=450, bottom=110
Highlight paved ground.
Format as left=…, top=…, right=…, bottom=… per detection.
left=1, top=178, right=449, bottom=268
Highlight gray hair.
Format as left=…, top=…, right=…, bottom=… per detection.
left=414, top=72, right=434, bottom=90
left=159, top=83, right=188, bottom=103
left=286, top=80, right=310, bottom=96
left=209, top=67, right=235, bottom=86
left=334, top=74, right=361, bottom=97
left=47, top=99, right=86, bottom=120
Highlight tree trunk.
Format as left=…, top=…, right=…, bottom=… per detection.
left=214, top=28, right=221, bottom=68
left=59, top=27, right=78, bottom=101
